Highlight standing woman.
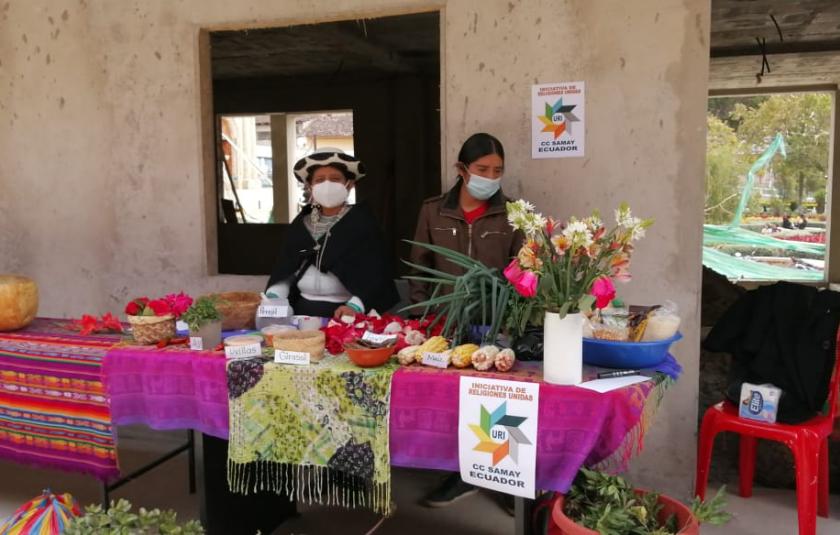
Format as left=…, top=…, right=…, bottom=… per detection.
left=410, top=132, right=524, bottom=303
left=266, top=150, right=399, bottom=319
left=409, top=133, right=524, bottom=509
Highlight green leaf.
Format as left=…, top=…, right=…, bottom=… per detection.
left=577, top=294, right=596, bottom=314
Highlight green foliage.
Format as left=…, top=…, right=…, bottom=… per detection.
left=705, top=114, right=749, bottom=224
left=733, top=93, right=831, bottom=210
left=65, top=499, right=204, bottom=535
left=690, top=486, right=733, bottom=526
left=181, top=296, right=221, bottom=331
left=401, top=240, right=510, bottom=345
left=563, top=468, right=730, bottom=535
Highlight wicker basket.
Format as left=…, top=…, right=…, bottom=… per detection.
left=208, top=291, right=261, bottom=330
left=272, top=329, right=326, bottom=362
left=127, top=314, right=175, bottom=345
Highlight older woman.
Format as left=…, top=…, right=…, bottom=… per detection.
left=265, top=150, right=399, bottom=319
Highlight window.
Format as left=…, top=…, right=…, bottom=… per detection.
left=203, top=12, right=442, bottom=275
left=219, top=111, right=355, bottom=225
left=704, top=91, right=832, bottom=283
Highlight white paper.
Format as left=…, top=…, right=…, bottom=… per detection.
left=577, top=375, right=649, bottom=393
left=421, top=352, right=449, bottom=369
left=176, top=321, right=189, bottom=332
left=189, top=337, right=203, bottom=351
left=362, top=331, right=398, bottom=345
left=531, top=81, right=585, bottom=158
left=459, top=377, right=539, bottom=499
left=274, top=350, right=311, bottom=366
left=257, top=305, right=289, bottom=318
left=225, top=343, right=262, bottom=359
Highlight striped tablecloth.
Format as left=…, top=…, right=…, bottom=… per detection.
left=0, top=319, right=121, bottom=480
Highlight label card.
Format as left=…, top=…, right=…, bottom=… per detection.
left=421, top=352, right=450, bottom=369
left=257, top=305, right=289, bottom=318
left=189, top=337, right=203, bottom=351
left=362, top=331, right=398, bottom=345
left=176, top=321, right=189, bottom=332
left=225, top=343, right=262, bottom=359
left=274, top=350, right=311, bottom=365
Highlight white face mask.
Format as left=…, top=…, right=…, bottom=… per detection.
left=311, top=181, right=350, bottom=208
left=465, top=173, right=501, bottom=200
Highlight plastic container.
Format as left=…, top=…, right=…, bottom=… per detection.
left=582, top=332, right=682, bottom=369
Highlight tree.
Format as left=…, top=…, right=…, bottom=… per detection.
left=732, top=93, right=831, bottom=212
left=705, top=115, right=749, bottom=224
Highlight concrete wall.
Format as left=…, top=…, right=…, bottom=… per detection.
left=0, top=0, right=710, bottom=497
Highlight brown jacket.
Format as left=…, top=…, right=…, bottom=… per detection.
left=409, top=181, right=525, bottom=304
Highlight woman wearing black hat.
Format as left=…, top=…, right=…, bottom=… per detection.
left=265, top=150, right=399, bottom=319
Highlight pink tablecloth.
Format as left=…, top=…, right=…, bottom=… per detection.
left=102, top=346, right=228, bottom=439
left=389, top=361, right=675, bottom=493
left=102, top=346, right=676, bottom=493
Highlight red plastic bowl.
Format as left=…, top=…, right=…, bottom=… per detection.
left=345, top=344, right=396, bottom=368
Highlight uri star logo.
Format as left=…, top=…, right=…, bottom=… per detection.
left=538, top=98, right=579, bottom=139
left=469, top=401, right=532, bottom=466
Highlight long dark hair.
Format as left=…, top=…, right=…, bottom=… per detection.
left=458, top=133, right=505, bottom=166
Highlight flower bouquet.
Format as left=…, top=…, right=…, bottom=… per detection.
left=124, top=292, right=192, bottom=345
left=504, top=200, right=651, bottom=384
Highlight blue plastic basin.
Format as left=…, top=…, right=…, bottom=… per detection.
left=582, top=332, right=682, bottom=369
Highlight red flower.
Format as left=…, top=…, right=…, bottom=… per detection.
left=75, top=314, right=99, bottom=336
left=148, top=299, right=172, bottom=316
left=125, top=302, right=141, bottom=316
left=101, top=313, right=124, bottom=333
left=136, top=297, right=150, bottom=305
left=590, top=276, right=617, bottom=309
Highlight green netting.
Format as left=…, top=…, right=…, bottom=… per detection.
left=704, top=225, right=825, bottom=255
left=702, top=246, right=823, bottom=281
left=730, top=132, right=786, bottom=227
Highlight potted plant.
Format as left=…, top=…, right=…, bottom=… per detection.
left=547, top=468, right=730, bottom=535
left=504, top=201, right=653, bottom=385
left=64, top=498, right=204, bottom=535
left=181, top=296, right=223, bottom=350
left=124, top=292, right=192, bottom=345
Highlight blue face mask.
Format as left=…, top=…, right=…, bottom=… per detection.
left=465, top=173, right=501, bottom=200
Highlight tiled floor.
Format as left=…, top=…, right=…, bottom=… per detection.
left=0, top=427, right=838, bottom=534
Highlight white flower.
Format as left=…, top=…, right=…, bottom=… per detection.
left=562, top=220, right=593, bottom=249
left=630, top=224, right=647, bottom=241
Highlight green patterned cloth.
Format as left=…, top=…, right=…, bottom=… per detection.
left=227, top=355, right=398, bottom=514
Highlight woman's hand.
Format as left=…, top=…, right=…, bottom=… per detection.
left=333, top=305, right=358, bottom=320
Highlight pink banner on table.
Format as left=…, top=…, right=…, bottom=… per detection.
left=102, top=346, right=229, bottom=439
left=388, top=361, right=674, bottom=493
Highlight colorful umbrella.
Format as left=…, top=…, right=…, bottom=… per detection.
left=0, top=490, right=80, bottom=534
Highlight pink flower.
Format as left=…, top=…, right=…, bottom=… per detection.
left=590, top=276, right=616, bottom=309
left=504, top=260, right=538, bottom=298
left=164, top=292, right=193, bottom=319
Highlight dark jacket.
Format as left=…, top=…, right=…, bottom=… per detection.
left=266, top=203, right=400, bottom=313
left=409, top=180, right=525, bottom=304
left=704, top=282, right=840, bottom=423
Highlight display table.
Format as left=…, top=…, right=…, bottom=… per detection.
left=0, top=319, right=121, bottom=480
left=102, top=342, right=679, bottom=503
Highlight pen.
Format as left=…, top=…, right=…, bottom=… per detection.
left=597, top=369, right=640, bottom=379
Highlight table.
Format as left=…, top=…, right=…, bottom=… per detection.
left=102, top=344, right=679, bottom=494
left=0, top=319, right=121, bottom=480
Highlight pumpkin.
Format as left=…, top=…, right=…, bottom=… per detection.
left=0, top=275, right=39, bottom=331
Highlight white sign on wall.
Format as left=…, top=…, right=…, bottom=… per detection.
left=531, top=81, right=585, bottom=158
left=458, top=377, right=539, bottom=498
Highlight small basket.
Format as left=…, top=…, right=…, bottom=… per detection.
left=127, top=314, right=175, bottom=345
left=272, top=329, right=326, bottom=362
left=208, top=292, right=261, bottom=330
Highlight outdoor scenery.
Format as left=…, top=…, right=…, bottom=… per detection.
left=705, top=92, right=831, bottom=281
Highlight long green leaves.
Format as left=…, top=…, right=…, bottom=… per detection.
left=401, top=240, right=512, bottom=344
